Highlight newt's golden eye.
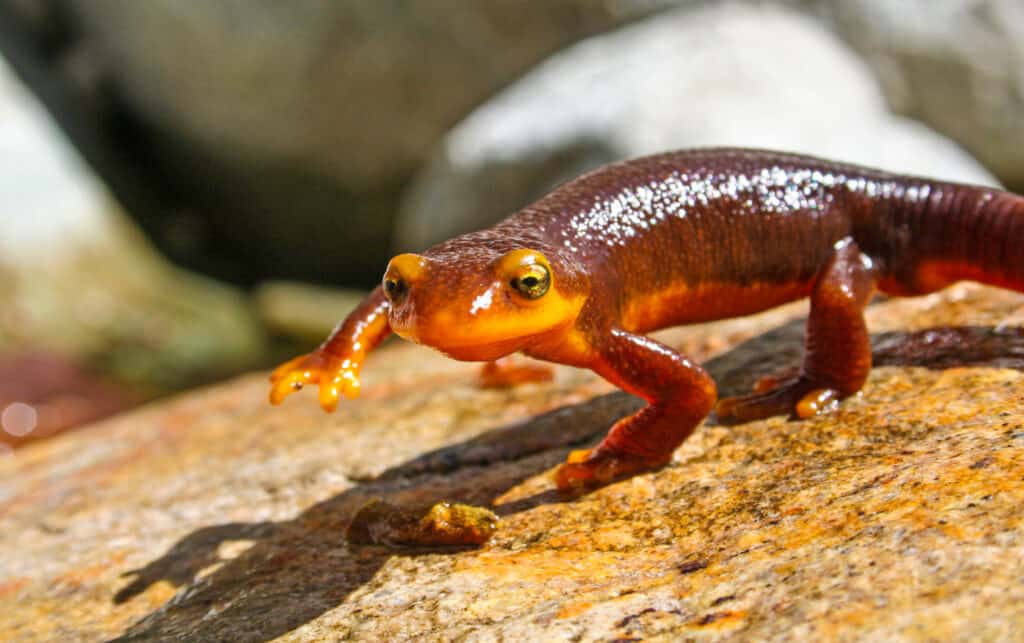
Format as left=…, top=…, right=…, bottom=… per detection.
left=383, top=276, right=408, bottom=303
left=510, top=263, right=550, bottom=299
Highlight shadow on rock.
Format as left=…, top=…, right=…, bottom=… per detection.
left=711, top=321, right=1024, bottom=402
left=110, top=395, right=634, bottom=641
left=110, top=322, right=1023, bottom=641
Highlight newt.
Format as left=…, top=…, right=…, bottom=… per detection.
left=269, top=148, right=1024, bottom=490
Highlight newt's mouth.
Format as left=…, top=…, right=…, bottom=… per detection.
left=392, top=321, right=533, bottom=362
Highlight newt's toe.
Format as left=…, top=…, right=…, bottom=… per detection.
left=553, top=448, right=669, bottom=492
left=268, top=351, right=362, bottom=411
left=318, top=381, right=341, bottom=412
left=715, top=376, right=841, bottom=423
left=794, top=388, right=840, bottom=419
left=269, top=374, right=299, bottom=405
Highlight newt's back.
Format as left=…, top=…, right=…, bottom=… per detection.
left=516, top=148, right=1023, bottom=330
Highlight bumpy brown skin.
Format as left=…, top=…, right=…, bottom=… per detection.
left=270, top=148, right=1024, bottom=490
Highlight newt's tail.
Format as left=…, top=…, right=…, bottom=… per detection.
left=856, top=180, right=1024, bottom=296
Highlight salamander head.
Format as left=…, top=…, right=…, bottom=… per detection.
left=381, top=245, right=588, bottom=361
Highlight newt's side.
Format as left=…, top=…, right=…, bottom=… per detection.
left=270, top=148, right=1024, bottom=490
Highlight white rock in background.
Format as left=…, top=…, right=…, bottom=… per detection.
left=397, top=3, right=998, bottom=251
left=0, top=58, right=111, bottom=262
left=810, top=0, right=1024, bottom=189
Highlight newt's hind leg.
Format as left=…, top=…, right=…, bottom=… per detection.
left=716, top=238, right=876, bottom=423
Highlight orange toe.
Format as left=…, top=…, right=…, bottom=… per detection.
left=553, top=448, right=669, bottom=492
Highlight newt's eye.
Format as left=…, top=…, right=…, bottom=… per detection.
left=510, top=264, right=550, bottom=299
left=383, top=276, right=408, bottom=303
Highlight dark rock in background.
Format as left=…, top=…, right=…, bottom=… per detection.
left=0, top=0, right=659, bottom=287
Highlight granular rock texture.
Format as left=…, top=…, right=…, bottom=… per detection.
left=1, top=284, right=1023, bottom=641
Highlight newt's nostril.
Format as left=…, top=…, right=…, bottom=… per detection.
left=383, top=276, right=408, bottom=303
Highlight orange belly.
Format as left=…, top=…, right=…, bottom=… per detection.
left=621, top=279, right=815, bottom=333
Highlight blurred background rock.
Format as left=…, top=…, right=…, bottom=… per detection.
left=0, top=0, right=1020, bottom=446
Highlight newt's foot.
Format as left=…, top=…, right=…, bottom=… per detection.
left=553, top=448, right=670, bottom=492
left=715, top=374, right=840, bottom=423
left=268, top=351, right=362, bottom=412
left=478, top=358, right=554, bottom=389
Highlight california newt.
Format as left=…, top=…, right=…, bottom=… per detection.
left=270, top=149, right=1024, bottom=490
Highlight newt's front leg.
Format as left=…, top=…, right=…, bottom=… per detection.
left=554, top=328, right=717, bottom=490
left=270, top=287, right=391, bottom=411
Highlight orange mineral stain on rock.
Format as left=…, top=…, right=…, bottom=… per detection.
left=556, top=601, right=593, bottom=619
left=0, top=577, right=29, bottom=599
left=465, top=549, right=664, bottom=585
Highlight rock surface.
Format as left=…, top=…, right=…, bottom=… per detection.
left=396, top=3, right=998, bottom=251
left=2, top=283, right=1023, bottom=641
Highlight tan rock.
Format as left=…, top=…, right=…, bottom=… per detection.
left=1, top=284, right=1022, bottom=641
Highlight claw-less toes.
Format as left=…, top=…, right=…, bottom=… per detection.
left=317, top=368, right=361, bottom=412
left=553, top=448, right=670, bottom=491
left=268, top=350, right=363, bottom=411
left=715, top=376, right=842, bottom=423
left=269, top=370, right=312, bottom=405
left=269, top=354, right=325, bottom=405
left=269, top=354, right=309, bottom=384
